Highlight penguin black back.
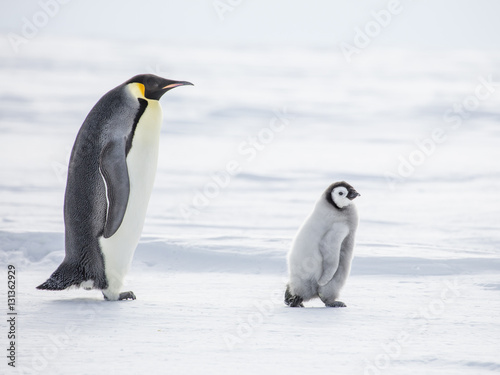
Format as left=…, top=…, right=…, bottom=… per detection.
left=38, top=83, right=142, bottom=291
left=37, top=74, right=192, bottom=299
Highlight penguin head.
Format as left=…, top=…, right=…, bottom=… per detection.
left=126, top=74, right=193, bottom=100
left=325, top=181, right=360, bottom=209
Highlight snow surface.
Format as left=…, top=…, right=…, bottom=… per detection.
left=1, top=36, right=500, bottom=374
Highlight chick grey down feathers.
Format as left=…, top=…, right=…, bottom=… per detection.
left=285, top=181, right=360, bottom=307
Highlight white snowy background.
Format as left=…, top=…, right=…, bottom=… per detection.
left=1, top=1, right=500, bottom=374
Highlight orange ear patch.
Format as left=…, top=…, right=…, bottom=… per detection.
left=136, top=83, right=146, bottom=97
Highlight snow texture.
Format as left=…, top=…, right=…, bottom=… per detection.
left=1, top=35, right=500, bottom=375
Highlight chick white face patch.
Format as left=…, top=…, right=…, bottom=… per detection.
left=331, top=186, right=352, bottom=208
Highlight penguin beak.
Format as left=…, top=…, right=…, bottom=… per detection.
left=162, top=81, right=194, bottom=91
left=149, top=80, right=193, bottom=100
left=347, top=189, right=360, bottom=200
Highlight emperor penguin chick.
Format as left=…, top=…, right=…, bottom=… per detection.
left=37, top=74, right=193, bottom=301
left=285, top=181, right=360, bottom=308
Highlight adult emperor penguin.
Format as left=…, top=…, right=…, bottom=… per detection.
left=285, top=181, right=360, bottom=308
left=37, top=74, right=192, bottom=301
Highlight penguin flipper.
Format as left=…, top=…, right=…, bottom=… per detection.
left=99, top=139, right=130, bottom=239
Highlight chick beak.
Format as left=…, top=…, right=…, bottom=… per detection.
left=347, top=189, right=360, bottom=200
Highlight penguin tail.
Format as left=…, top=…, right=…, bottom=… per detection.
left=37, top=278, right=70, bottom=290
left=36, top=262, right=85, bottom=291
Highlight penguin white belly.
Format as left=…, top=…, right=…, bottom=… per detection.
left=99, top=100, right=162, bottom=300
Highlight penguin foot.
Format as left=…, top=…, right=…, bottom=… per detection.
left=103, top=291, right=136, bottom=301
left=325, top=301, right=346, bottom=308
left=290, top=300, right=305, bottom=308
left=284, top=286, right=304, bottom=307
left=118, top=291, right=136, bottom=300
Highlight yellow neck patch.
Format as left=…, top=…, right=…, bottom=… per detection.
left=128, top=82, right=146, bottom=98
